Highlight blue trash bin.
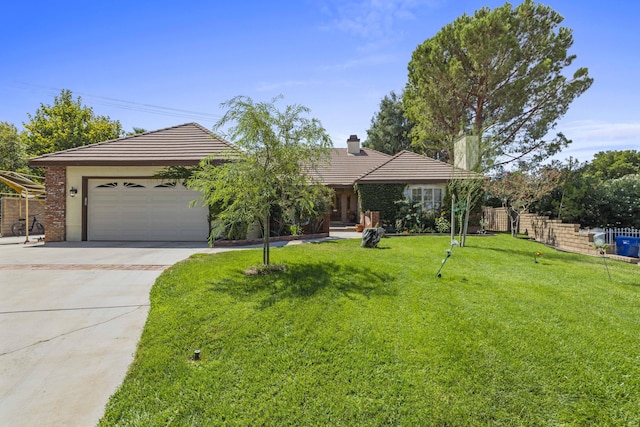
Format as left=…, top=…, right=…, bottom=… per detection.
left=615, top=236, right=640, bottom=258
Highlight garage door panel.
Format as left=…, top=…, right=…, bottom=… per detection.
left=87, top=179, right=208, bottom=241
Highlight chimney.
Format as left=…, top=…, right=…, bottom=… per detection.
left=347, top=135, right=360, bottom=155
left=454, top=134, right=479, bottom=171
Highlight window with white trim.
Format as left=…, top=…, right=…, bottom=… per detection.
left=410, top=187, right=443, bottom=211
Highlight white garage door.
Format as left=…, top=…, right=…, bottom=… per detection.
left=87, top=178, right=209, bottom=241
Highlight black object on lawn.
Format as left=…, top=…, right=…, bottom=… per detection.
left=436, top=240, right=458, bottom=278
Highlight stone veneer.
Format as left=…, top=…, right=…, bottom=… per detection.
left=45, top=166, right=66, bottom=242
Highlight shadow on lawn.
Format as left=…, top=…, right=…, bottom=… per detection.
left=468, top=243, right=639, bottom=282
left=209, top=262, right=397, bottom=308
left=468, top=243, right=556, bottom=260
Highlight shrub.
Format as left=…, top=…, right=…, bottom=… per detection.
left=435, top=215, right=451, bottom=233
left=394, top=199, right=437, bottom=233
left=601, top=174, right=640, bottom=228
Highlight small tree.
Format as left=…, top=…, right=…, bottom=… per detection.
left=189, top=96, right=333, bottom=267
left=486, top=166, right=561, bottom=237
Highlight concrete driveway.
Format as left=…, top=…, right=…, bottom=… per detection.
left=0, top=232, right=357, bottom=426
left=0, top=236, right=216, bottom=427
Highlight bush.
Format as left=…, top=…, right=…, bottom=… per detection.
left=394, top=200, right=441, bottom=233
left=552, top=172, right=640, bottom=228
left=435, top=215, right=451, bottom=233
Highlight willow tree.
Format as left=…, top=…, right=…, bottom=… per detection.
left=189, top=96, right=333, bottom=267
left=403, top=0, right=593, bottom=171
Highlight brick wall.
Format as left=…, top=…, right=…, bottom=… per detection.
left=0, top=197, right=45, bottom=236
left=360, top=211, right=381, bottom=228
left=45, top=166, right=66, bottom=242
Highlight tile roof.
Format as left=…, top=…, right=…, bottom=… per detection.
left=29, top=123, right=236, bottom=167
left=311, top=148, right=392, bottom=187
left=28, top=123, right=481, bottom=185
left=357, top=150, right=480, bottom=184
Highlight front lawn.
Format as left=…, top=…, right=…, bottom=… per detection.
left=99, top=235, right=640, bottom=426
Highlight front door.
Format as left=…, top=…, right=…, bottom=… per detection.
left=331, top=188, right=357, bottom=224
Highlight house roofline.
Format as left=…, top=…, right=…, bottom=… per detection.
left=356, top=179, right=450, bottom=185
left=28, top=159, right=210, bottom=167
left=28, top=122, right=236, bottom=166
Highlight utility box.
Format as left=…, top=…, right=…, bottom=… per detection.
left=615, top=236, right=640, bottom=258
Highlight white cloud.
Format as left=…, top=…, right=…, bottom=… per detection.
left=554, top=120, right=640, bottom=162
left=318, top=0, right=438, bottom=40
left=561, top=120, right=640, bottom=142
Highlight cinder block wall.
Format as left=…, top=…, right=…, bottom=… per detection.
left=518, top=213, right=598, bottom=255
left=45, top=166, right=66, bottom=242
left=0, top=198, right=46, bottom=236
left=483, top=207, right=599, bottom=255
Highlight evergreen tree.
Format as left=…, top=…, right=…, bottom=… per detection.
left=404, top=0, right=593, bottom=171
left=363, top=91, right=414, bottom=156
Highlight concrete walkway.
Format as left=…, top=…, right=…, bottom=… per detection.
left=0, top=231, right=360, bottom=426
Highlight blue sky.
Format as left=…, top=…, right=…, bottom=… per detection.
left=1, top=0, right=638, bottom=163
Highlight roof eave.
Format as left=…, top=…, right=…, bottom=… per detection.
left=28, top=159, right=211, bottom=167
left=356, top=179, right=451, bottom=185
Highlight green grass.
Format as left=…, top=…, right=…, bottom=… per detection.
left=99, top=235, right=640, bottom=426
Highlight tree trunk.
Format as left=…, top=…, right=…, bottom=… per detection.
left=263, top=213, right=270, bottom=265
left=461, top=194, right=471, bottom=247
left=450, top=194, right=456, bottom=244
left=509, top=209, right=519, bottom=238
